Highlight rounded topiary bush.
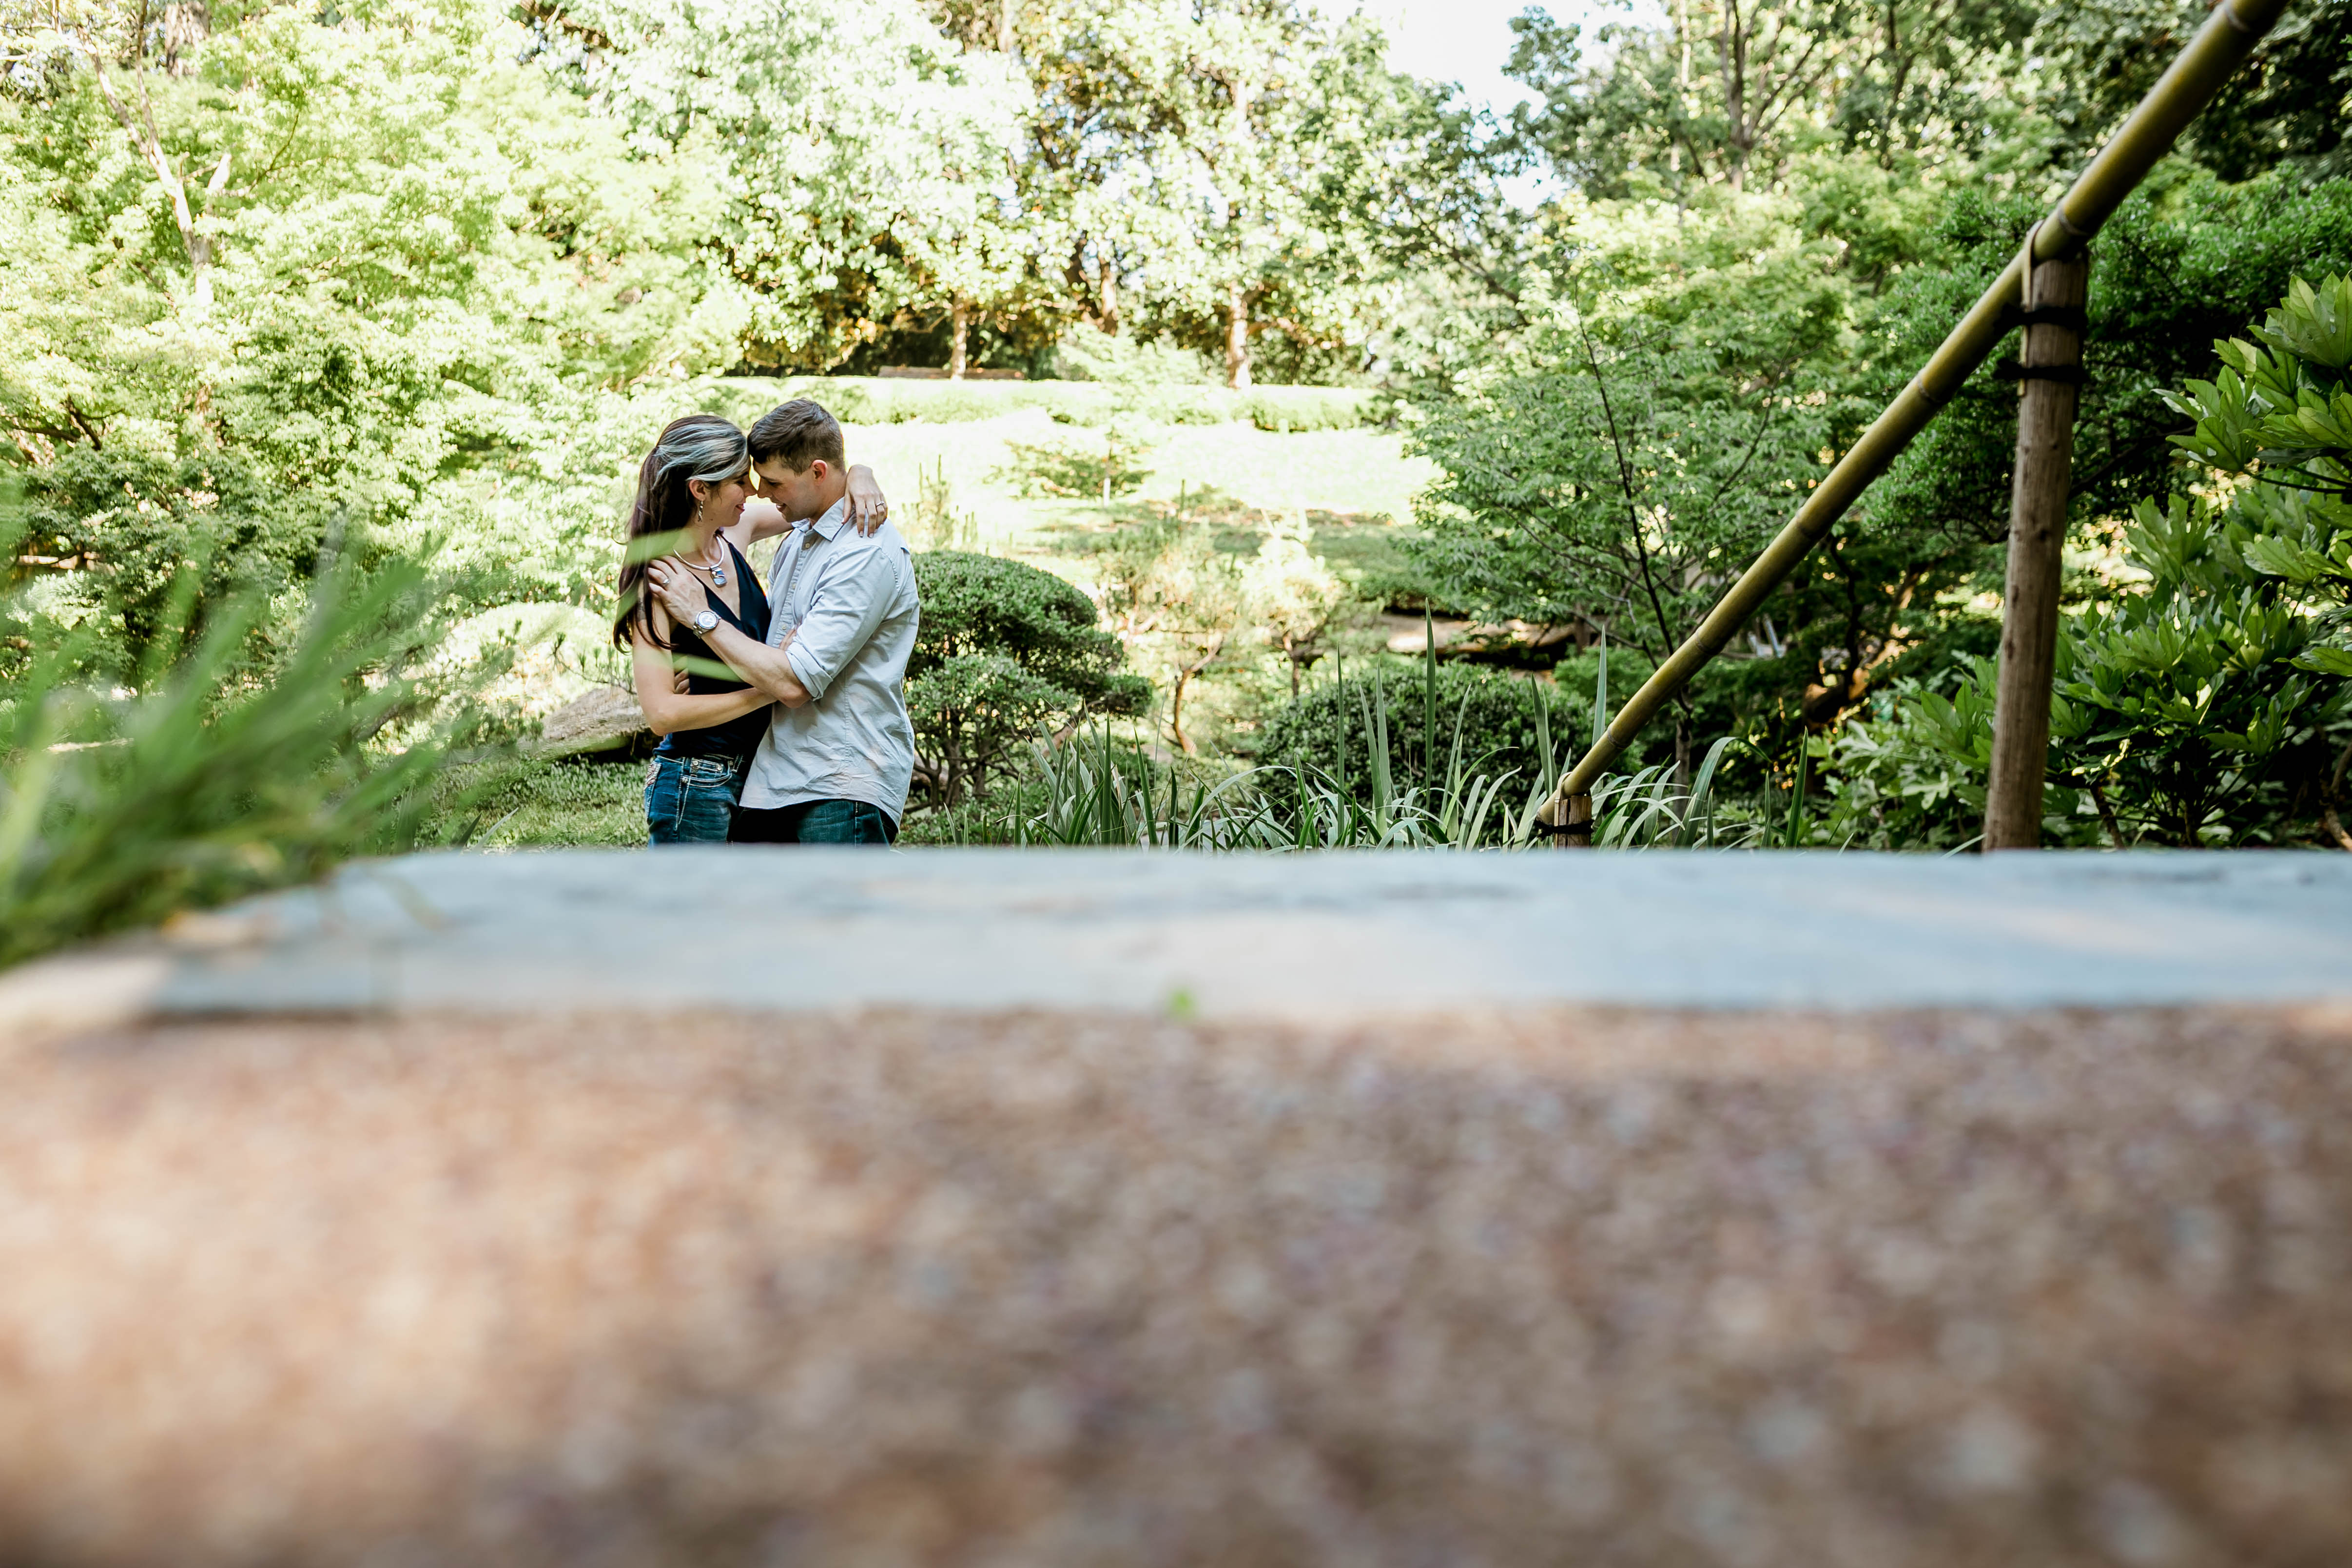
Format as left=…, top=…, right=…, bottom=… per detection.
left=908, top=552, right=1149, bottom=805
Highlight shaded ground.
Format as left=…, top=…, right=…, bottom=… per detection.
left=3, top=1004, right=2349, bottom=1567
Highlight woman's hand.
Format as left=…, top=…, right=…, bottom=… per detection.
left=645, top=559, right=711, bottom=626
left=846, top=464, right=890, bottom=536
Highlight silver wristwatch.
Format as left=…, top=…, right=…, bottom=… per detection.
left=691, top=609, right=720, bottom=636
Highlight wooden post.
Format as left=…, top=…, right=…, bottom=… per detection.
left=1983, top=240, right=2090, bottom=851
left=1538, top=791, right=1593, bottom=849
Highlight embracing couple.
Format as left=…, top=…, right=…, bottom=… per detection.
left=612, top=399, right=918, bottom=847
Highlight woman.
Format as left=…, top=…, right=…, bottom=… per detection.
left=613, top=414, right=889, bottom=844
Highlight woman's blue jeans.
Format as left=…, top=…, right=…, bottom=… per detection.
left=644, top=753, right=746, bottom=845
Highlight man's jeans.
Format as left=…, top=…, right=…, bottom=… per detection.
left=729, top=798, right=898, bottom=845
left=644, top=754, right=746, bottom=846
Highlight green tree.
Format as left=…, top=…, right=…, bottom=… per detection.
left=1407, top=202, right=1848, bottom=772
left=1242, top=511, right=1347, bottom=696
left=2, top=0, right=761, bottom=675
left=555, top=0, right=1024, bottom=370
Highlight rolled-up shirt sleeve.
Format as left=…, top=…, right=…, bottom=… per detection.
left=782, top=548, right=896, bottom=700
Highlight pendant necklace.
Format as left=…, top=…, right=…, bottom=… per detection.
left=687, top=504, right=728, bottom=586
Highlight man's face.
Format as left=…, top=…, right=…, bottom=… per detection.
left=752, top=457, right=827, bottom=522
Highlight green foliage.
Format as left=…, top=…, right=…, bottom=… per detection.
left=1406, top=199, right=1846, bottom=711
left=1880, top=498, right=2351, bottom=847
left=1871, top=176, right=2352, bottom=557
left=1256, top=660, right=1560, bottom=800
left=1587, top=742, right=1764, bottom=851
left=1824, top=272, right=2352, bottom=851
left=1502, top=1, right=2041, bottom=201
left=932, top=714, right=1555, bottom=851
left=995, top=429, right=1155, bottom=500
left=934, top=686, right=1742, bottom=852
left=1471, top=4, right=2352, bottom=793
left=17, top=447, right=311, bottom=661
left=10, top=0, right=2352, bottom=883
left=430, top=757, right=646, bottom=849
left=708, top=376, right=1379, bottom=429
left=1820, top=669, right=2009, bottom=851
left=1051, top=327, right=1215, bottom=387
left=2170, top=272, right=2352, bottom=506
left=906, top=550, right=1148, bottom=804
left=2049, top=499, right=2346, bottom=844
left=2038, top=0, right=2352, bottom=183
left=1832, top=276, right=2352, bottom=850
left=0, top=543, right=493, bottom=969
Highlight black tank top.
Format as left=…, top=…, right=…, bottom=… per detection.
left=655, top=538, right=773, bottom=759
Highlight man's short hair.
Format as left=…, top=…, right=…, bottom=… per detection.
left=747, top=399, right=846, bottom=473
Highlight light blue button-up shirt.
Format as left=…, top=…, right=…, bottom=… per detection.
left=740, top=497, right=921, bottom=822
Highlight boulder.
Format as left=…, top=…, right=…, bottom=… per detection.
left=536, top=684, right=651, bottom=760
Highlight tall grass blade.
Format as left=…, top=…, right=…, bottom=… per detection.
left=1783, top=740, right=1813, bottom=849
left=1590, top=628, right=1609, bottom=749
left=1681, top=735, right=1738, bottom=848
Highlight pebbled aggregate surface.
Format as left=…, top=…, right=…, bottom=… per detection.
left=2, top=1004, right=2350, bottom=1568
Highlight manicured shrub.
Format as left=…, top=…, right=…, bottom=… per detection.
left=907, top=551, right=1149, bottom=805
left=1256, top=659, right=1565, bottom=798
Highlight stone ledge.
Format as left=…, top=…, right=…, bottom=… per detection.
left=4, top=849, right=2347, bottom=1044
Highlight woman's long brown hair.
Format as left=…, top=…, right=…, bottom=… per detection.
left=612, top=414, right=751, bottom=653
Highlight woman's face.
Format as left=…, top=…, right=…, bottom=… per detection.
left=693, top=468, right=755, bottom=527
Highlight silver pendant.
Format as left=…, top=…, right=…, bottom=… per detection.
left=712, top=565, right=727, bottom=586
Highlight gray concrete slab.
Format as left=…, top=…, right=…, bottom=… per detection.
left=4, top=848, right=2348, bottom=1032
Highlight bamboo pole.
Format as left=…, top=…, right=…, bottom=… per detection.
left=1539, top=0, right=2294, bottom=842
left=1983, top=246, right=2091, bottom=849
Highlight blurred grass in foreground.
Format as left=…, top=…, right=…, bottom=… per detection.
left=1, top=499, right=507, bottom=970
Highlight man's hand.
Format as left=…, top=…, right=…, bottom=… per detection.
left=644, top=560, right=710, bottom=626
left=846, top=465, right=890, bottom=536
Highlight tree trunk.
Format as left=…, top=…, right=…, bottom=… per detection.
left=948, top=298, right=970, bottom=381
left=89, top=55, right=226, bottom=311
left=1718, top=10, right=1747, bottom=193
left=1224, top=284, right=1251, bottom=390
left=1983, top=246, right=2091, bottom=851
left=1170, top=668, right=1197, bottom=756
left=996, top=0, right=1015, bottom=52
left=162, top=0, right=209, bottom=72
left=1169, top=634, right=1225, bottom=755
left=1098, top=254, right=1120, bottom=336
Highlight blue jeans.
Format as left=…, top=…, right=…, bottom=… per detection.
left=728, top=798, right=899, bottom=844
left=644, top=753, right=746, bottom=845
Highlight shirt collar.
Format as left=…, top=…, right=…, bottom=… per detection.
left=803, top=496, right=850, bottom=542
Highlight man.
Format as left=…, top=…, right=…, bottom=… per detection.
left=646, top=400, right=919, bottom=843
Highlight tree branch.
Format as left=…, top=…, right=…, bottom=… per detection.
left=1572, top=313, right=1682, bottom=684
